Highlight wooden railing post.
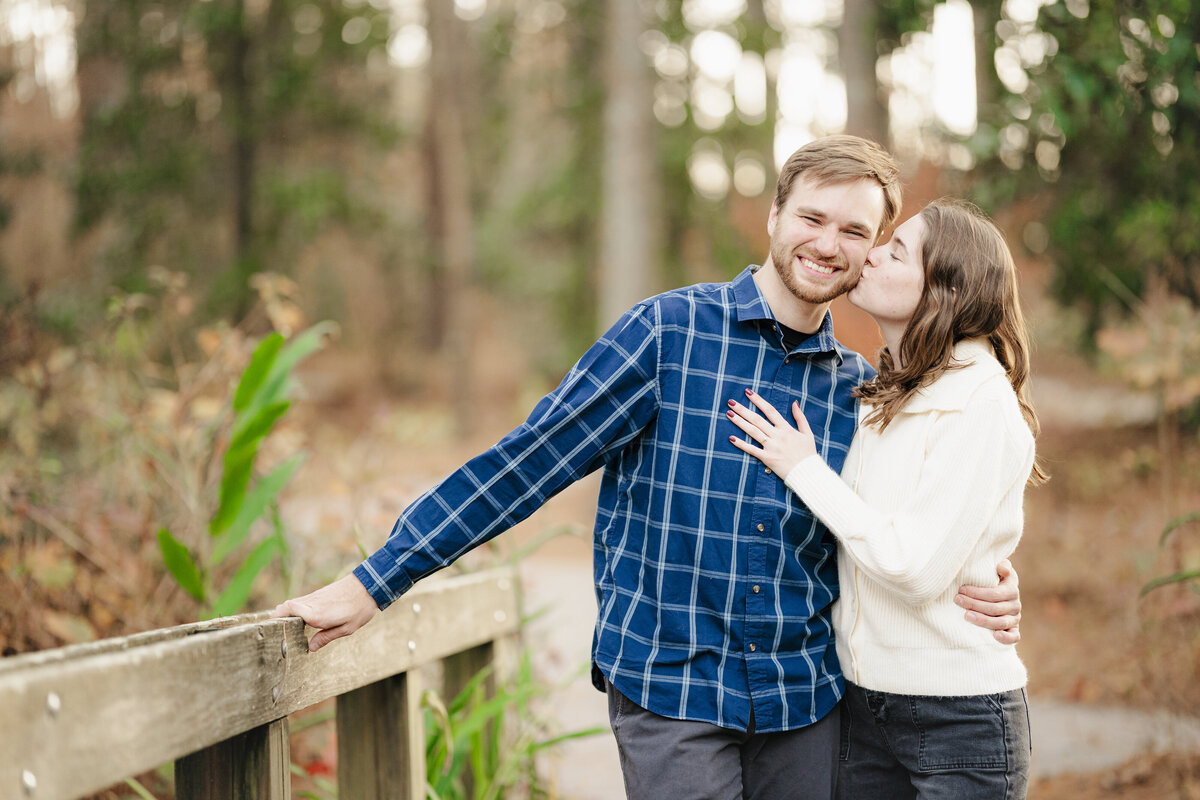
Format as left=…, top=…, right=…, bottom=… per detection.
left=336, top=671, right=426, bottom=800
left=175, top=717, right=290, bottom=800
left=443, top=642, right=493, bottom=798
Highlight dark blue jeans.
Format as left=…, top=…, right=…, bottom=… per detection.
left=837, top=682, right=1031, bottom=800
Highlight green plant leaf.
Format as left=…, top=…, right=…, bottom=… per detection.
left=210, top=439, right=255, bottom=535
left=157, top=528, right=206, bottom=603
left=211, top=402, right=290, bottom=535
left=231, top=400, right=291, bottom=450
left=212, top=454, right=305, bottom=563
left=213, top=536, right=282, bottom=617
left=1140, top=568, right=1200, bottom=598
left=241, top=322, right=337, bottom=421
left=233, top=333, right=284, bottom=411
left=1159, top=511, right=1200, bottom=547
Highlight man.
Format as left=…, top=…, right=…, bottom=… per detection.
left=273, top=136, right=1021, bottom=799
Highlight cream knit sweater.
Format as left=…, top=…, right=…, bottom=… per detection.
left=784, top=339, right=1034, bottom=696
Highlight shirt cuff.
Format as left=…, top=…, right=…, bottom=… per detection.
left=352, top=557, right=414, bottom=611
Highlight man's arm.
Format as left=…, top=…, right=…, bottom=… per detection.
left=957, top=559, right=1022, bottom=645
left=271, top=303, right=662, bottom=651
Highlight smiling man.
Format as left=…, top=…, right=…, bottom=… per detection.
left=273, top=136, right=1021, bottom=800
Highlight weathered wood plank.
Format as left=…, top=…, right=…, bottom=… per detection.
left=336, top=671, right=426, bottom=800
left=175, top=718, right=290, bottom=800
left=0, top=613, right=272, bottom=675
left=0, top=568, right=519, bottom=800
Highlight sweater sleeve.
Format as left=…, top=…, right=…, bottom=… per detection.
left=354, top=302, right=661, bottom=609
left=783, top=390, right=1033, bottom=603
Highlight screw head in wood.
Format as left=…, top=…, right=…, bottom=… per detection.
left=46, top=692, right=61, bottom=716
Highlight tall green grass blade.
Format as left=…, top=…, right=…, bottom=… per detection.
left=1141, top=568, right=1200, bottom=597
left=1159, top=511, right=1200, bottom=546
left=123, top=777, right=160, bottom=800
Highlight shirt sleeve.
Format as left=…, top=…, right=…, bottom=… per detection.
left=782, top=390, right=1033, bottom=604
left=354, top=302, right=661, bottom=608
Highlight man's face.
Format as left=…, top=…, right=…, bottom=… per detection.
left=766, top=176, right=886, bottom=306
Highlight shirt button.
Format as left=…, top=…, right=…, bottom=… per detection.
left=749, top=643, right=757, bottom=652
left=752, top=585, right=761, bottom=594
left=756, top=523, right=765, bottom=532
left=764, top=467, right=772, bottom=475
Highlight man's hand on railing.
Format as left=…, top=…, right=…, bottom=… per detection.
left=270, top=573, right=380, bottom=652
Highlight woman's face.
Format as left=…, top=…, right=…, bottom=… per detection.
left=848, top=214, right=927, bottom=330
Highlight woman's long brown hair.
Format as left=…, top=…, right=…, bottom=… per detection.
left=856, top=198, right=1048, bottom=484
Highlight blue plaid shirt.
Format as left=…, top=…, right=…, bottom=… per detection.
left=356, top=266, right=873, bottom=733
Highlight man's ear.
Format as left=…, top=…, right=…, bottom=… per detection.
left=767, top=202, right=779, bottom=236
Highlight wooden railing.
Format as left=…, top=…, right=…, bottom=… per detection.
left=0, top=567, right=521, bottom=800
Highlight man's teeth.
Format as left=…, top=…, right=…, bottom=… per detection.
left=800, top=257, right=834, bottom=275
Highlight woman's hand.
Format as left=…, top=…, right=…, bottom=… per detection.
left=726, top=388, right=819, bottom=477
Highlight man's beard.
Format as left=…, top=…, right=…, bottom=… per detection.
left=769, top=238, right=858, bottom=306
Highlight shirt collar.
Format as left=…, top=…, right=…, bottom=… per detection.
left=901, top=338, right=1006, bottom=413
left=732, top=266, right=843, bottom=363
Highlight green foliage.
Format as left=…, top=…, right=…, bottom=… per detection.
left=73, top=0, right=401, bottom=308
left=1141, top=511, right=1200, bottom=597
left=424, top=652, right=605, bottom=800
left=157, top=323, right=333, bottom=617
left=972, top=0, right=1200, bottom=339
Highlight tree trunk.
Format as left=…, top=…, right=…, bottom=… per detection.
left=599, top=0, right=659, bottom=331
left=838, top=0, right=887, bottom=145
left=425, top=0, right=476, bottom=435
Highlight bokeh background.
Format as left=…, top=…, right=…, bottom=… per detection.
left=1, top=0, right=1198, bottom=797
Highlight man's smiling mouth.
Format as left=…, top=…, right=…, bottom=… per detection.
left=799, top=256, right=837, bottom=275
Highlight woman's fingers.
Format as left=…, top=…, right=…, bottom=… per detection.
left=744, top=389, right=788, bottom=425
left=727, top=400, right=771, bottom=433
left=728, top=433, right=765, bottom=459
left=726, top=405, right=768, bottom=443
left=791, top=401, right=811, bottom=434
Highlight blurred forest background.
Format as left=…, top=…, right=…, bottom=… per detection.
left=2, top=0, right=1199, bottom=796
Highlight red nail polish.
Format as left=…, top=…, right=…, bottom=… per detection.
left=729, top=436, right=736, bottom=443
left=726, top=410, right=734, bottom=418
left=727, top=399, right=736, bottom=408
left=745, top=388, right=753, bottom=396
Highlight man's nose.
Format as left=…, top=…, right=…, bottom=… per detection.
left=813, top=227, right=839, bottom=256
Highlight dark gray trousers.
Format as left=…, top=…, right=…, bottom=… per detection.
left=606, top=680, right=839, bottom=800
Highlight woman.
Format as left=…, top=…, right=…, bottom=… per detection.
left=726, top=198, right=1045, bottom=799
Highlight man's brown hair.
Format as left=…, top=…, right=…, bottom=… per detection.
left=773, top=135, right=903, bottom=237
